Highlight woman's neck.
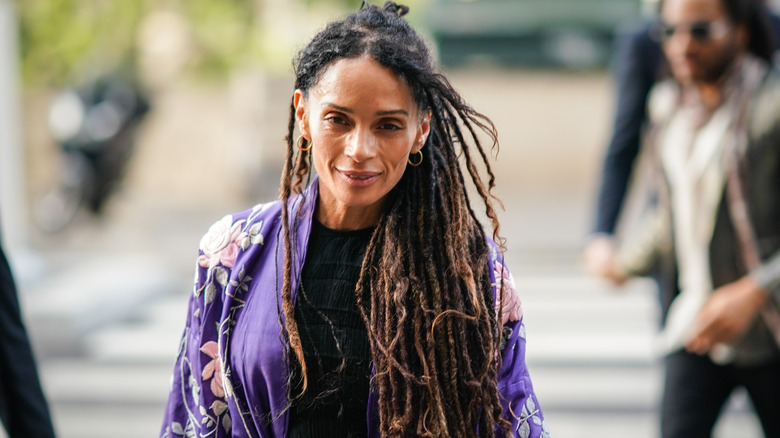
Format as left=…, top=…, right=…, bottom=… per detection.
left=315, top=199, right=381, bottom=231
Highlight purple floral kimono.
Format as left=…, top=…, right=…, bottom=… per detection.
left=160, top=178, right=549, bottom=438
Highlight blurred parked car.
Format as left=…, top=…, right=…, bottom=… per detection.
left=429, top=0, right=643, bottom=68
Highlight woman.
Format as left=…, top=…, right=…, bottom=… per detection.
left=160, top=3, right=547, bottom=437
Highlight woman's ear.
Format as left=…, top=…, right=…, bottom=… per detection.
left=294, top=89, right=310, bottom=138
left=414, top=111, right=431, bottom=153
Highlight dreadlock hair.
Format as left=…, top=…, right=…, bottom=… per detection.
left=279, top=2, right=510, bottom=436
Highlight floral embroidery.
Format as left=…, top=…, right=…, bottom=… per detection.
left=219, top=243, right=240, bottom=268
left=193, top=400, right=232, bottom=434
left=228, top=266, right=252, bottom=297
left=198, top=215, right=245, bottom=269
left=165, top=420, right=195, bottom=437
left=494, top=261, right=523, bottom=324
left=518, top=322, right=527, bottom=341
left=239, top=221, right=264, bottom=251
left=200, top=341, right=225, bottom=399
left=164, top=202, right=546, bottom=437
left=189, top=373, right=199, bottom=405
left=510, top=396, right=549, bottom=438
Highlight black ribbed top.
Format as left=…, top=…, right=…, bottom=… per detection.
left=288, top=219, right=373, bottom=438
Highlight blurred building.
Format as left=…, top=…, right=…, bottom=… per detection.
left=429, top=0, right=644, bottom=68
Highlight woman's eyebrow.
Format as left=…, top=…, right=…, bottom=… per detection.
left=322, top=102, right=354, bottom=113
left=376, top=109, right=408, bottom=116
left=322, top=102, right=408, bottom=117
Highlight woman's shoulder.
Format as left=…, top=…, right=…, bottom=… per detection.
left=201, top=187, right=315, bottom=235
left=483, top=235, right=523, bottom=324
left=227, top=200, right=285, bottom=226
left=196, top=200, right=284, bottom=268
left=484, top=234, right=503, bottom=265
left=200, top=201, right=284, bottom=239
left=483, top=235, right=510, bottom=282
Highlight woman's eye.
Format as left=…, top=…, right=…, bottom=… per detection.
left=379, top=122, right=402, bottom=130
left=326, top=115, right=347, bottom=125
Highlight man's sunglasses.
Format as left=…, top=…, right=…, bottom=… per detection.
left=654, top=19, right=731, bottom=42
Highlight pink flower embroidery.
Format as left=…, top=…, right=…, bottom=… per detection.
left=198, top=215, right=245, bottom=269
left=200, top=341, right=225, bottom=399
left=494, top=261, right=523, bottom=324
left=219, top=242, right=240, bottom=268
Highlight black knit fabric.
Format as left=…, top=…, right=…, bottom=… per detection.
left=288, top=219, right=373, bottom=438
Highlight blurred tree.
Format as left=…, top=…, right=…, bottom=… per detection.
left=182, top=0, right=257, bottom=78
left=13, top=0, right=372, bottom=89
left=16, top=0, right=146, bottom=87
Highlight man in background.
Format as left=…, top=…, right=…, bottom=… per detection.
left=584, top=0, right=780, bottom=277
left=591, top=0, right=780, bottom=436
left=0, top=230, right=56, bottom=437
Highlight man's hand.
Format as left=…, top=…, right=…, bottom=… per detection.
left=584, top=235, right=629, bottom=285
left=685, top=276, right=767, bottom=355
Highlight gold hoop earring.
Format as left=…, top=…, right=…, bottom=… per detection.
left=408, top=150, right=423, bottom=167
left=296, top=135, right=312, bottom=151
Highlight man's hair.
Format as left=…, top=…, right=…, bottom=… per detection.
left=275, top=2, right=512, bottom=436
left=722, top=0, right=777, bottom=61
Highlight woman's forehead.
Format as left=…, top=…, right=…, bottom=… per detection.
left=308, top=56, right=418, bottom=112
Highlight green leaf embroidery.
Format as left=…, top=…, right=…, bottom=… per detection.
left=205, top=283, right=217, bottom=305
left=211, top=400, right=228, bottom=416
left=526, top=396, right=536, bottom=413
left=222, top=413, right=232, bottom=433
left=249, top=222, right=264, bottom=245
left=517, top=420, right=530, bottom=438
left=171, top=422, right=185, bottom=436
left=214, top=267, right=229, bottom=286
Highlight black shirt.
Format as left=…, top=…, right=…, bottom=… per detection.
left=288, top=220, right=373, bottom=438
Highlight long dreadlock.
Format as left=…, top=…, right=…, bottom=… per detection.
left=279, top=2, right=510, bottom=436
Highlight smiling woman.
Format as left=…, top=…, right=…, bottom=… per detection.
left=160, top=2, right=548, bottom=438
left=294, top=56, right=430, bottom=230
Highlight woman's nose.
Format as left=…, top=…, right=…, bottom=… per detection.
left=345, top=129, right=377, bottom=162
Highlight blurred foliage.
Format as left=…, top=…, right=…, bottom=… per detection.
left=16, top=0, right=146, bottom=87
left=183, top=0, right=256, bottom=78
left=13, top=0, right=368, bottom=89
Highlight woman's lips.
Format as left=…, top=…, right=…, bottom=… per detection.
left=338, top=170, right=380, bottom=187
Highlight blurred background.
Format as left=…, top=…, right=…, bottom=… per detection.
left=1, top=0, right=779, bottom=437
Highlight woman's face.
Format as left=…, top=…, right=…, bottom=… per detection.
left=295, top=56, right=430, bottom=230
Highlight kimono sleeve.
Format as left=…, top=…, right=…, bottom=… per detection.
left=160, top=215, right=241, bottom=438
left=493, top=259, right=551, bottom=438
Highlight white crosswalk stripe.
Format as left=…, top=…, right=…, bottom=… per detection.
left=515, top=267, right=763, bottom=438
